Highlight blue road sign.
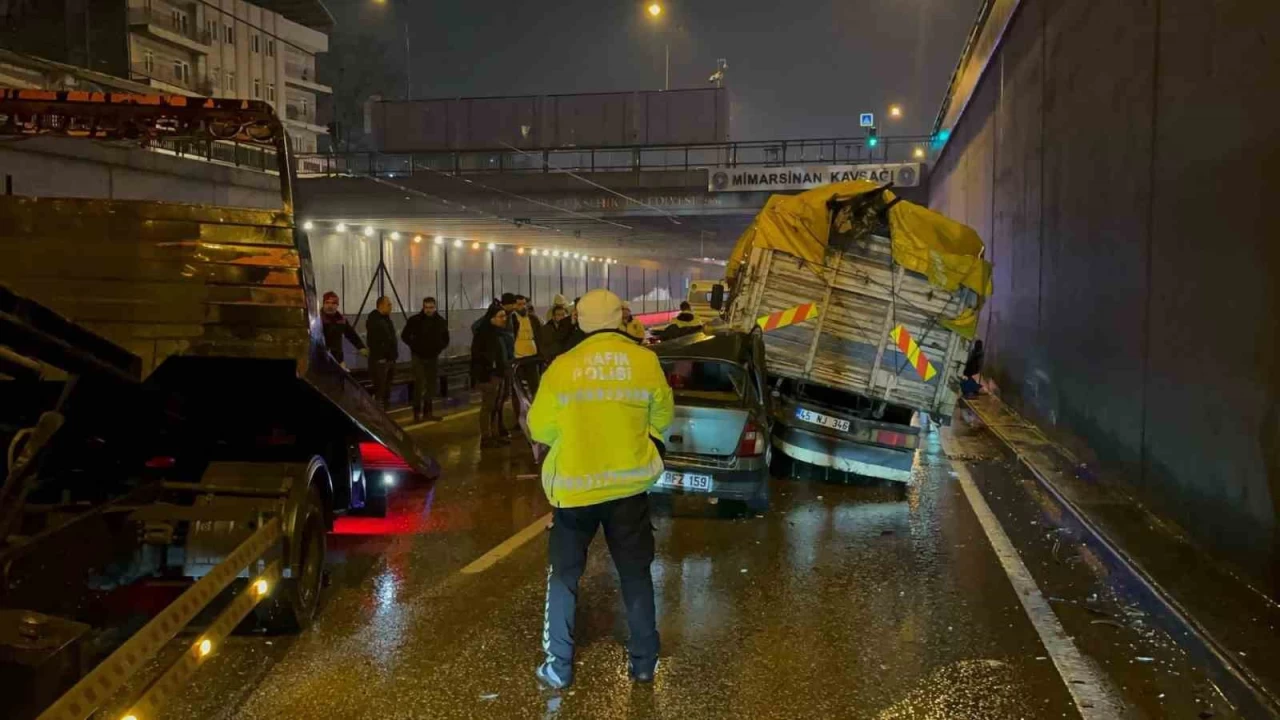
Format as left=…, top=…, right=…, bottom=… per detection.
left=859, top=112, right=875, bottom=128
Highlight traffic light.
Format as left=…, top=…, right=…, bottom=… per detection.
left=867, top=125, right=878, bottom=148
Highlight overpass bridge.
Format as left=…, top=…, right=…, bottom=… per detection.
left=294, top=135, right=933, bottom=265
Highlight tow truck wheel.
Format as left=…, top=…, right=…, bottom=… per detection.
left=257, top=485, right=326, bottom=633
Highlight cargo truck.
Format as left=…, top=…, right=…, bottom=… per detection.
left=0, top=91, right=436, bottom=720
left=720, top=181, right=992, bottom=483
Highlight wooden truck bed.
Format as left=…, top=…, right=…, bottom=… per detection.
left=731, top=238, right=975, bottom=419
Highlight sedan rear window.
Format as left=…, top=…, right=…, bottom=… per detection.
left=661, top=359, right=746, bottom=401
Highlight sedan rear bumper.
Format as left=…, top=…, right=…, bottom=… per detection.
left=650, top=456, right=768, bottom=502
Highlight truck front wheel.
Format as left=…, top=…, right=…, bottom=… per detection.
left=257, top=485, right=326, bottom=633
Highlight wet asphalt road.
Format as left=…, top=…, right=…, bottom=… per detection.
left=111, top=408, right=1237, bottom=720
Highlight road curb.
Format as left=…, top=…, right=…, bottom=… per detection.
left=963, top=395, right=1280, bottom=719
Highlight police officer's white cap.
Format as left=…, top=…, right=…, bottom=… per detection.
left=577, top=289, right=624, bottom=333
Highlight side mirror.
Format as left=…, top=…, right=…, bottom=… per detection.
left=709, top=283, right=725, bottom=311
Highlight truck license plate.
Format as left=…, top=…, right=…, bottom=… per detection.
left=795, top=407, right=851, bottom=433
left=657, top=471, right=713, bottom=492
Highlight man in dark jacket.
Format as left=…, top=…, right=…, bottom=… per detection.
left=366, top=296, right=399, bottom=408
left=401, top=296, right=450, bottom=422
left=539, top=304, right=575, bottom=362
left=320, top=291, right=367, bottom=368
left=471, top=305, right=510, bottom=449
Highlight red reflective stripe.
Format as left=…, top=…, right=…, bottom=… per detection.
left=763, top=312, right=782, bottom=331
left=896, top=329, right=913, bottom=354
left=793, top=303, right=811, bottom=323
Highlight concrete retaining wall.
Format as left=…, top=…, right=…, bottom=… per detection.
left=0, top=138, right=282, bottom=209
left=930, top=0, right=1280, bottom=592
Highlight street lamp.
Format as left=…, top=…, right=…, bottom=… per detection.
left=645, top=2, right=670, bottom=91
left=889, top=104, right=903, bottom=119
left=373, top=0, right=412, bottom=99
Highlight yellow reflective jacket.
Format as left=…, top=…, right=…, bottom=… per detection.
left=623, top=318, right=646, bottom=341
left=528, top=331, right=675, bottom=508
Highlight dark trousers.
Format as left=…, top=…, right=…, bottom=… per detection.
left=543, top=492, right=658, bottom=679
left=370, top=359, right=395, bottom=407
left=492, top=371, right=510, bottom=433
left=411, top=355, right=438, bottom=416
left=477, top=378, right=502, bottom=439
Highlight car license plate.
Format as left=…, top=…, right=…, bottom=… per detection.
left=657, top=471, right=713, bottom=492
left=795, top=407, right=851, bottom=433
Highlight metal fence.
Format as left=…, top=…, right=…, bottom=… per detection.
left=296, top=135, right=935, bottom=178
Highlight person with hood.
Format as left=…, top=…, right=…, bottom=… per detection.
left=471, top=304, right=510, bottom=449
left=658, top=301, right=704, bottom=341
left=621, top=301, right=646, bottom=342
left=401, top=296, right=450, bottom=422
left=961, top=339, right=985, bottom=398
left=527, top=289, right=674, bottom=690
left=366, top=296, right=399, bottom=408
left=320, top=291, right=368, bottom=368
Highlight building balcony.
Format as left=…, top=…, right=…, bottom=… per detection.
left=128, top=63, right=214, bottom=96
left=284, top=62, right=331, bottom=94
left=285, top=105, right=327, bottom=135
left=129, top=6, right=212, bottom=54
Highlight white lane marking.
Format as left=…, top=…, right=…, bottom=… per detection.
left=401, top=407, right=480, bottom=431
left=460, top=511, right=553, bottom=575
left=943, top=429, right=1125, bottom=719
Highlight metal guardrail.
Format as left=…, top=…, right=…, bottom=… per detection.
left=296, top=135, right=935, bottom=178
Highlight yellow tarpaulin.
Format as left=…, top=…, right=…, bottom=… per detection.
left=726, top=180, right=993, bottom=337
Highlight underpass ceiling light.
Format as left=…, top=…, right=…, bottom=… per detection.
left=471, top=241, right=481, bottom=250
left=434, top=235, right=444, bottom=245
left=363, top=226, right=375, bottom=237
left=302, top=220, right=314, bottom=230
left=552, top=250, right=561, bottom=257
left=335, top=222, right=347, bottom=232
left=413, top=235, right=423, bottom=243
left=390, top=231, right=401, bottom=241
left=517, top=247, right=525, bottom=255
left=453, top=238, right=463, bottom=248
left=913, top=147, right=926, bottom=159
left=487, top=242, right=497, bottom=251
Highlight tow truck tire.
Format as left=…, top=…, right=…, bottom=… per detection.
left=362, top=478, right=388, bottom=518
left=256, top=485, right=326, bottom=633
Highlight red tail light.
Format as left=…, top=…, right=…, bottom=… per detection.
left=359, top=442, right=412, bottom=471
left=737, top=420, right=765, bottom=457
left=873, top=429, right=918, bottom=449
left=145, top=456, right=176, bottom=469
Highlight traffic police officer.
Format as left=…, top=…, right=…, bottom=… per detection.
left=527, top=289, right=674, bottom=690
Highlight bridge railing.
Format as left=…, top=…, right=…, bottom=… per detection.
left=295, top=135, right=934, bottom=178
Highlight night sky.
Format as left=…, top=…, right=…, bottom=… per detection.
left=326, top=0, right=983, bottom=140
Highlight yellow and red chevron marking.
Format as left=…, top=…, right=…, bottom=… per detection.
left=889, top=324, right=938, bottom=382
left=757, top=303, right=820, bottom=332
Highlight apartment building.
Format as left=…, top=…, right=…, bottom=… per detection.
left=0, top=0, right=332, bottom=155
left=128, top=0, right=331, bottom=154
